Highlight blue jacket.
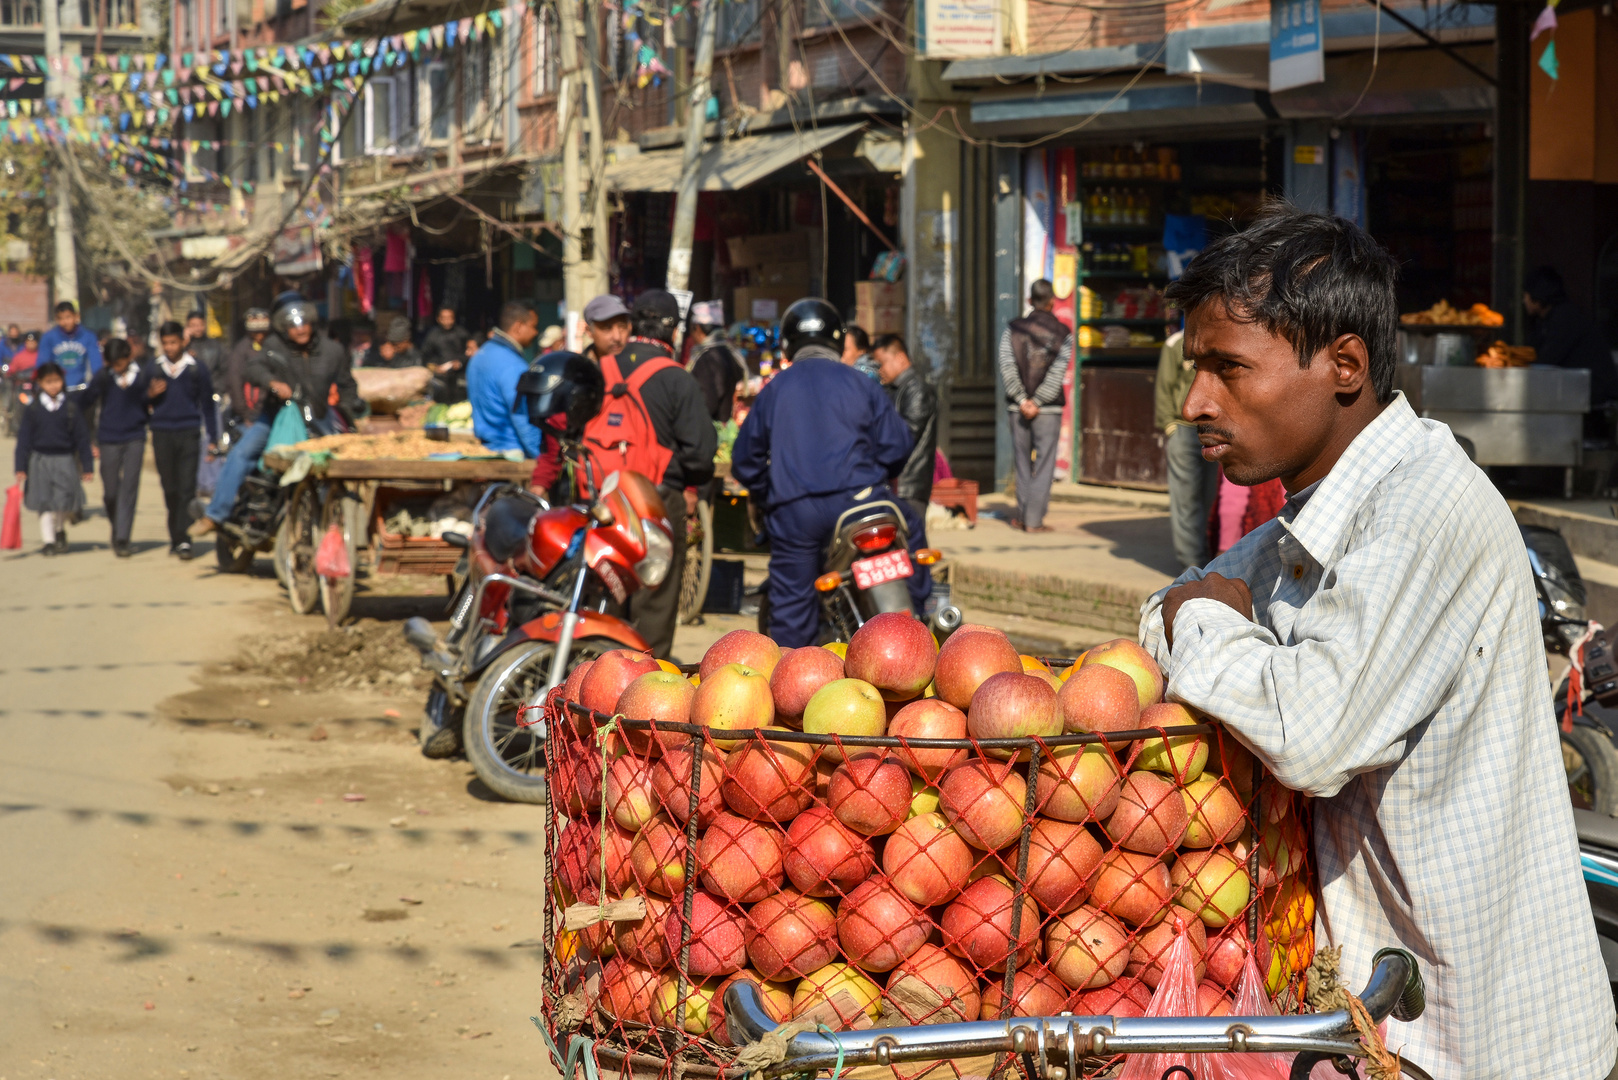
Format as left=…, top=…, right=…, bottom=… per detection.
left=38, top=324, right=103, bottom=387
left=467, top=332, right=542, bottom=457
left=147, top=355, right=219, bottom=443
left=731, top=357, right=913, bottom=508
left=81, top=363, right=153, bottom=443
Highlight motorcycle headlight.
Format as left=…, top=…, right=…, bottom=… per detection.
left=635, top=518, right=673, bottom=588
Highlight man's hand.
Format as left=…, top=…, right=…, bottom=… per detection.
left=270, top=380, right=294, bottom=400
left=147, top=378, right=167, bottom=397
left=14, top=471, right=24, bottom=486
left=1162, top=572, right=1254, bottom=650
left=1018, top=399, right=1040, bottom=420
left=684, top=488, right=698, bottom=518
left=80, top=472, right=93, bottom=483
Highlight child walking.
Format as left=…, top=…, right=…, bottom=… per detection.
left=81, top=338, right=154, bottom=557
left=13, top=361, right=93, bottom=555
left=148, top=321, right=218, bottom=560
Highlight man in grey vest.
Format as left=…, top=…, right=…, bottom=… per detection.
left=997, top=279, right=1072, bottom=532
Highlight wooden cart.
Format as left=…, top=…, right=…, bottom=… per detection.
left=263, top=453, right=533, bottom=627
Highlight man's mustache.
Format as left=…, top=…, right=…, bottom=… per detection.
left=1197, top=425, right=1236, bottom=444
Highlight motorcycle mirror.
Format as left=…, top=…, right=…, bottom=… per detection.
left=590, top=502, right=614, bottom=526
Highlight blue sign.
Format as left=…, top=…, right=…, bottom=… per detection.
left=1270, top=0, right=1324, bottom=93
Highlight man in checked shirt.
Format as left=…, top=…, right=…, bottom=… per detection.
left=1141, top=205, right=1617, bottom=1079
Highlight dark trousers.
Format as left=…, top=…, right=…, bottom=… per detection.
left=900, top=496, right=934, bottom=612
left=1165, top=424, right=1220, bottom=569
left=626, top=483, right=686, bottom=660
left=150, top=428, right=200, bottom=548
left=765, top=490, right=861, bottom=648
left=98, top=436, right=144, bottom=545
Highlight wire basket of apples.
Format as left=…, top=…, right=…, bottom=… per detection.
left=539, top=615, right=1316, bottom=1080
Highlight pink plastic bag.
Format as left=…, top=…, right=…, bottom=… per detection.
left=314, top=523, right=351, bottom=579
left=1, top=484, right=21, bottom=550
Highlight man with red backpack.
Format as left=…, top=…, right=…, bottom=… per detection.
left=579, top=289, right=716, bottom=658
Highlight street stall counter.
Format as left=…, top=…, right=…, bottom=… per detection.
left=1396, top=365, right=1590, bottom=487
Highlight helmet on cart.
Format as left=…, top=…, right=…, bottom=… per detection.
left=518, top=350, right=605, bottom=439
left=779, top=297, right=843, bottom=360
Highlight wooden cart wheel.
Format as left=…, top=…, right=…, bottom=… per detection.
left=284, top=481, right=322, bottom=615
left=319, top=485, right=362, bottom=629
left=678, top=497, right=713, bottom=625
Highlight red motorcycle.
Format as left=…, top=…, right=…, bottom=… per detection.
left=405, top=469, right=674, bottom=803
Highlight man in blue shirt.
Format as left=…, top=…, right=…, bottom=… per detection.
left=38, top=301, right=102, bottom=394
left=467, top=300, right=543, bottom=458
left=732, top=298, right=914, bottom=647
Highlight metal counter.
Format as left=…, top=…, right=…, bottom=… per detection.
left=1395, top=365, right=1590, bottom=469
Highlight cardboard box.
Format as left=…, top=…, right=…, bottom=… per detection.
left=752, top=261, right=812, bottom=292
left=727, top=232, right=810, bottom=269
left=734, top=285, right=804, bottom=323
left=854, top=304, right=906, bottom=336
left=855, top=280, right=905, bottom=307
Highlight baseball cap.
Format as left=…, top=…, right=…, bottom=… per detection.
left=631, top=289, right=680, bottom=323
left=386, top=319, right=412, bottom=344
left=582, top=294, right=630, bottom=324
left=244, top=308, right=270, bottom=332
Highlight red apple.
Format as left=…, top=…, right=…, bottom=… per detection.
left=885, top=944, right=982, bottom=1024
left=1181, top=776, right=1246, bottom=848
left=604, top=755, right=659, bottom=832
left=721, top=728, right=816, bottom=823
left=1080, top=639, right=1164, bottom=710
left=662, top=889, right=748, bottom=978
left=581, top=649, right=662, bottom=718
left=784, top=805, right=878, bottom=897
left=883, top=811, right=975, bottom=907
left=1090, top=849, right=1174, bottom=927
left=802, top=678, right=888, bottom=760
left=651, top=743, right=728, bottom=827
left=837, top=876, right=933, bottom=971
left=602, top=819, right=638, bottom=895
left=1135, top=702, right=1209, bottom=783
left=650, top=974, right=721, bottom=1034
left=617, top=670, right=696, bottom=752
left=1105, top=771, right=1189, bottom=855
left=555, top=815, right=607, bottom=902
left=980, top=964, right=1068, bottom=1020
left=550, top=742, right=603, bottom=817
left=1197, top=981, right=1234, bottom=1016
left=614, top=889, right=676, bottom=969
left=1170, top=850, right=1251, bottom=928
left=745, top=890, right=839, bottom=980
left=709, top=971, right=795, bottom=1045
left=1126, top=906, right=1206, bottom=988
left=1024, top=817, right=1103, bottom=913
left=698, top=811, right=786, bottom=903
left=1036, top=743, right=1124, bottom=823
left=629, top=814, right=689, bottom=898
left=933, top=631, right=1022, bottom=711
left=887, top=698, right=969, bottom=781
left=771, top=647, right=846, bottom=722
left=1070, top=975, right=1153, bottom=1018
left=691, top=663, right=775, bottom=748
left=846, top=612, right=939, bottom=701
left=598, top=956, right=660, bottom=1025
left=1045, top=904, right=1130, bottom=990
left=952, top=623, right=1011, bottom=640
left=941, top=876, right=1040, bottom=973
left=1057, top=663, right=1142, bottom=733
left=938, top=760, right=1028, bottom=851
left=561, top=658, right=594, bottom=705
left=828, top=752, right=914, bottom=836
left=700, top=629, right=783, bottom=680
left=967, top=671, right=1062, bottom=759
left=1205, top=923, right=1272, bottom=990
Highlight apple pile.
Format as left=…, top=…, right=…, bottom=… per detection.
left=545, top=616, right=1314, bottom=1052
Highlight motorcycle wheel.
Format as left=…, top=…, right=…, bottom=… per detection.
left=463, top=637, right=612, bottom=804
left=318, top=489, right=361, bottom=629
left=283, top=483, right=321, bottom=615
left=1564, top=723, right=1618, bottom=816
left=215, top=530, right=255, bottom=574
left=678, top=498, right=713, bottom=625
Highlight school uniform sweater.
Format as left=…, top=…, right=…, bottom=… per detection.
left=14, top=395, right=94, bottom=473
left=82, top=364, right=153, bottom=444
left=146, top=355, right=219, bottom=443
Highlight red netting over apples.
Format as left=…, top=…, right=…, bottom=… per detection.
left=540, top=618, right=1317, bottom=1080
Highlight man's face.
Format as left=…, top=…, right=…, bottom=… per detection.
left=508, top=314, right=541, bottom=348
left=38, top=372, right=63, bottom=397
left=1523, top=293, right=1547, bottom=318
left=6, top=324, right=19, bottom=341
left=379, top=341, right=397, bottom=361
left=875, top=346, right=908, bottom=385
left=437, top=309, right=456, bottom=330
left=588, top=316, right=631, bottom=358
left=841, top=336, right=862, bottom=364
left=288, top=323, right=313, bottom=346
left=250, top=330, right=266, bottom=343
left=109, top=352, right=131, bottom=374
left=160, top=334, right=185, bottom=361
left=186, top=317, right=206, bottom=341
left=55, top=310, right=77, bottom=334
left=1181, top=301, right=1360, bottom=488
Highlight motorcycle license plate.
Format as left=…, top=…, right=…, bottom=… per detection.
left=852, top=550, right=913, bottom=589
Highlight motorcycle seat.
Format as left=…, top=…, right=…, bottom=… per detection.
left=1575, top=807, right=1618, bottom=852
left=483, top=496, right=537, bottom=563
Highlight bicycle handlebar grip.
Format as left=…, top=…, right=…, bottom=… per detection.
left=1371, top=947, right=1425, bottom=1022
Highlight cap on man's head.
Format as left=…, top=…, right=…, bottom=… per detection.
left=582, top=294, right=631, bottom=325
left=386, top=320, right=412, bottom=344
left=245, top=308, right=271, bottom=332
left=631, top=289, right=681, bottom=322
left=538, top=325, right=565, bottom=351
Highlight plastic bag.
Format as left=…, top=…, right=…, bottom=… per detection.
left=266, top=401, right=309, bottom=452
left=1, top=484, right=21, bottom=550
left=314, top=523, right=350, bottom=579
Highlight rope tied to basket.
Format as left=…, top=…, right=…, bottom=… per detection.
left=731, top=1019, right=818, bottom=1076
left=1306, top=946, right=1403, bottom=1080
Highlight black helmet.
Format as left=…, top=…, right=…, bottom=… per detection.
left=272, top=297, right=316, bottom=337
left=780, top=297, right=843, bottom=360
left=517, top=351, right=605, bottom=439
left=631, top=289, right=681, bottom=343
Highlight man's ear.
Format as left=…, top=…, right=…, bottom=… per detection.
left=1330, top=333, right=1371, bottom=392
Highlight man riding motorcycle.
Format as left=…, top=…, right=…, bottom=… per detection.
left=730, top=298, right=914, bottom=647
left=192, top=297, right=363, bottom=538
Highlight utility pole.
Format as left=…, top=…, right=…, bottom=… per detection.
left=43, top=0, right=78, bottom=310
left=580, top=0, right=610, bottom=297
left=556, top=0, right=584, bottom=340
left=665, top=0, right=718, bottom=294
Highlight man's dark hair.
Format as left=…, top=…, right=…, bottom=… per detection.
left=1525, top=265, right=1567, bottom=307
left=185, top=312, right=206, bottom=324
left=36, top=360, right=64, bottom=381
left=158, top=320, right=185, bottom=340
left=53, top=300, right=77, bottom=316
left=872, top=333, right=908, bottom=356
left=498, top=299, right=537, bottom=332
left=1165, top=203, right=1400, bottom=404
left=104, top=338, right=131, bottom=365
left=1028, top=279, right=1055, bottom=306
left=845, top=325, right=870, bottom=352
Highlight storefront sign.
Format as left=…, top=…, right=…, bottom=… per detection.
left=273, top=226, right=321, bottom=277
left=922, top=0, right=1002, bottom=59
left=1269, top=0, right=1324, bottom=92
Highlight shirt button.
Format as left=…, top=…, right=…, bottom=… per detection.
left=1293, top=564, right=1304, bottom=579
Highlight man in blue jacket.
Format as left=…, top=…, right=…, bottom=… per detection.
left=467, top=300, right=543, bottom=458
left=39, top=301, right=102, bottom=396
left=731, top=298, right=914, bottom=647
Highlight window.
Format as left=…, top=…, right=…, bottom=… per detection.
left=336, top=95, right=360, bottom=163
left=426, top=61, right=450, bottom=142
left=365, top=77, right=396, bottom=153
left=461, top=40, right=488, bottom=138
left=534, top=6, right=558, bottom=97
left=717, top=0, right=759, bottom=48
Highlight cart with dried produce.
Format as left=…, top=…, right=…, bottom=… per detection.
left=536, top=619, right=1429, bottom=1080
left=262, top=431, right=532, bottom=626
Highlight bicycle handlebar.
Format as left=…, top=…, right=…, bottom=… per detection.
left=722, top=949, right=1427, bottom=1080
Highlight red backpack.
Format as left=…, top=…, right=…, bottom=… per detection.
left=581, top=349, right=678, bottom=490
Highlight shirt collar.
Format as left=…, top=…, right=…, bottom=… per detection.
left=114, top=362, right=139, bottom=388
left=1277, top=391, right=1425, bottom=567
left=41, top=390, right=64, bottom=411
left=158, top=353, right=195, bottom=379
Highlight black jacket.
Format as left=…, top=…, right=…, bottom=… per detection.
left=420, top=324, right=473, bottom=369
left=616, top=337, right=717, bottom=490
left=885, top=367, right=937, bottom=502
left=189, top=335, right=227, bottom=386
left=1530, top=300, right=1618, bottom=403
left=224, top=335, right=267, bottom=420
left=249, top=330, right=362, bottom=422
left=689, top=340, right=746, bottom=423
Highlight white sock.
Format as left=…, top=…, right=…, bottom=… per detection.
left=38, top=511, right=57, bottom=544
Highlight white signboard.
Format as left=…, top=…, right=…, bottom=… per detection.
left=1269, top=0, right=1324, bottom=92
left=923, top=0, right=1002, bottom=59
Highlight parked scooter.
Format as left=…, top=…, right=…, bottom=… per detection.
left=755, top=488, right=962, bottom=642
